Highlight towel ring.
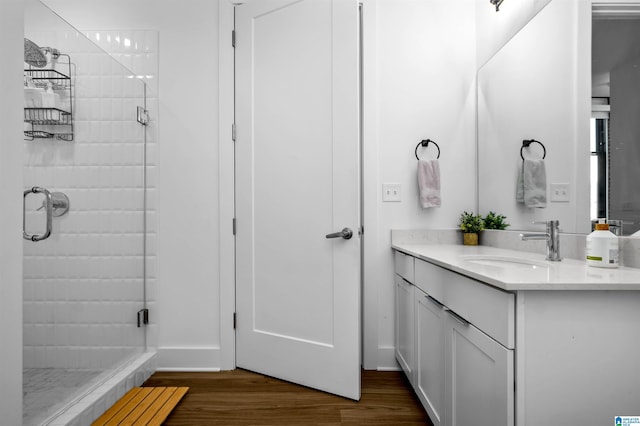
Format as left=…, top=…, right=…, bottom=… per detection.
left=415, top=139, right=441, bottom=160
left=520, top=139, right=546, bottom=160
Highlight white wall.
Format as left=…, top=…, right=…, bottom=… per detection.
left=0, top=0, right=25, bottom=423
left=367, top=0, right=477, bottom=368
left=44, top=0, right=222, bottom=369
left=476, top=0, right=552, bottom=67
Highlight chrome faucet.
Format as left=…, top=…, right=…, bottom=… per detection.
left=520, top=220, right=561, bottom=261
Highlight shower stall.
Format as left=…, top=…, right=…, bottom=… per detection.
left=23, top=1, right=154, bottom=425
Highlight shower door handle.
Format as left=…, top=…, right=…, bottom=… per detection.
left=23, top=186, right=53, bottom=241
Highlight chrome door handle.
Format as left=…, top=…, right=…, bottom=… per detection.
left=23, top=187, right=70, bottom=242
left=325, top=227, right=353, bottom=240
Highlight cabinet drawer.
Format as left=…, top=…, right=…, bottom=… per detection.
left=415, top=259, right=515, bottom=349
left=414, top=258, right=447, bottom=302
left=394, top=250, right=415, bottom=282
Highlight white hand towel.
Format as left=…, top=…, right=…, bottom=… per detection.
left=516, top=159, right=547, bottom=208
left=418, top=159, right=441, bottom=208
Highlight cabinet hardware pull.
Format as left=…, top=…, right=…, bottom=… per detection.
left=447, top=309, right=470, bottom=326
left=426, top=295, right=444, bottom=308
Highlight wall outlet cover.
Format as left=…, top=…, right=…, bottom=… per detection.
left=550, top=183, right=570, bottom=202
left=382, top=183, right=401, bottom=202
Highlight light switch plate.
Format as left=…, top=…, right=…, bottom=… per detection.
left=382, top=183, right=401, bottom=202
left=550, top=183, right=570, bottom=202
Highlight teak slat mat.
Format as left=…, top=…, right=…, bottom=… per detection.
left=92, top=386, right=188, bottom=426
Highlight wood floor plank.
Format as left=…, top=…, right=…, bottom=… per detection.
left=142, top=369, right=432, bottom=426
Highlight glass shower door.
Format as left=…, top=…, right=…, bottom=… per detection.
left=23, top=1, right=147, bottom=424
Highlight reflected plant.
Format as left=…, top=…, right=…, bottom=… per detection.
left=483, top=211, right=509, bottom=230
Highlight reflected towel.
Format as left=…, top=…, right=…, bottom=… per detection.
left=418, top=159, right=441, bottom=208
left=516, top=159, right=547, bottom=208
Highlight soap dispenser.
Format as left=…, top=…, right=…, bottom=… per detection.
left=41, top=82, right=60, bottom=109
left=586, top=219, right=619, bottom=268
left=23, top=77, right=43, bottom=108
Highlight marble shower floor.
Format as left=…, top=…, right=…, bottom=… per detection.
left=23, top=368, right=104, bottom=426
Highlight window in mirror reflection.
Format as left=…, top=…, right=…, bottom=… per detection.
left=590, top=102, right=609, bottom=222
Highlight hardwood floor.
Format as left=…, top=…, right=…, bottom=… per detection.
left=142, top=369, right=433, bottom=425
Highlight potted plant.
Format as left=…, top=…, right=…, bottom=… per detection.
left=483, top=211, right=509, bottom=230
left=459, top=211, right=484, bottom=246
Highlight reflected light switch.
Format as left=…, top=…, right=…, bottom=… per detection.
left=550, top=183, right=570, bottom=202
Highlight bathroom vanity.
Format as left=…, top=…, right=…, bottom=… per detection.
left=392, top=233, right=640, bottom=426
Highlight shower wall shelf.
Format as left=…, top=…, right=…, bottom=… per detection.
left=24, top=53, right=74, bottom=141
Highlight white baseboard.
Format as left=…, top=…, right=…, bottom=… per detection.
left=156, top=345, right=397, bottom=372
left=156, top=346, right=221, bottom=371
left=376, top=346, right=401, bottom=371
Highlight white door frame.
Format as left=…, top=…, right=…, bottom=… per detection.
left=0, top=1, right=26, bottom=423
left=217, top=0, right=237, bottom=370
left=217, top=0, right=380, bottom=371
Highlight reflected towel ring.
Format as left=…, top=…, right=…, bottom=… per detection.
left=415, top=139, right=441, bottom=160
left=520, top=139, right=546, bottom=160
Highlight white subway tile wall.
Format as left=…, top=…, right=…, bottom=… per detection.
left=23, top=29, right=158, bottom=371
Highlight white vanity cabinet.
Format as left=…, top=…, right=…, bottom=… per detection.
left=415, top=288, right=445, bottom=426
left=395, top=274, right=415, bottom=383
left=394, top=251, right=415, bottom=383
left=396, top=250, right=515, bottom=426
left=393, top=240, right=640, bottom=426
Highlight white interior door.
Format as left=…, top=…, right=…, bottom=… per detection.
left=235, top=0, right=361, bottom=400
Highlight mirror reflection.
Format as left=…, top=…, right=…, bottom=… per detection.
left=478, top=0, right=640, bottom=236
left=592, top=15, right=640, bottom=235
left=477, top=0, right=590, bottom=234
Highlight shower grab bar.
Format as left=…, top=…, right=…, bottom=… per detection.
left=23, top=186, right=53, bottom=242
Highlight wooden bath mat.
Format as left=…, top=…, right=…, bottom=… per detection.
left=92, top=386, right=188, bottom=425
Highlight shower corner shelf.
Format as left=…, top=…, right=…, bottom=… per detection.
left=24, top=54, right=74, bottom=142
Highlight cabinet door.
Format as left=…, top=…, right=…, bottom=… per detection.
left=445, top=312, right=514, bottom=426
left=415, top=290, right=446, bottom=426
left=395, top=275, right=415, bottom=383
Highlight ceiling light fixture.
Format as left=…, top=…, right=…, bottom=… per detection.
left=490, top=0, right=504, bottom=11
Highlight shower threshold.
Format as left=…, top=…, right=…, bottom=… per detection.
left=24, top=368, right=103, bottom=426
left=24, top=351, right=156, bottom=426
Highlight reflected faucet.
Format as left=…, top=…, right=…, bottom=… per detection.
left=520, top=220, right=561, bottom=261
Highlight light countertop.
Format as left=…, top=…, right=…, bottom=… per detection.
left=392, top=242, right=640, bottom=291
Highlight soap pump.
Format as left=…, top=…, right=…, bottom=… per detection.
left=586, top=219, right=619, bottom=268
left=41, top=82, right=60, bottom=109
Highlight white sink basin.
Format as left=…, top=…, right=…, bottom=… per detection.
left=461, top=255, right=550, bottom=270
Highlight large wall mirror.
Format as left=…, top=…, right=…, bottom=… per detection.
left=478, top=0, right=640, bottom=235
left=592, top=5, right=640, bottom=235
